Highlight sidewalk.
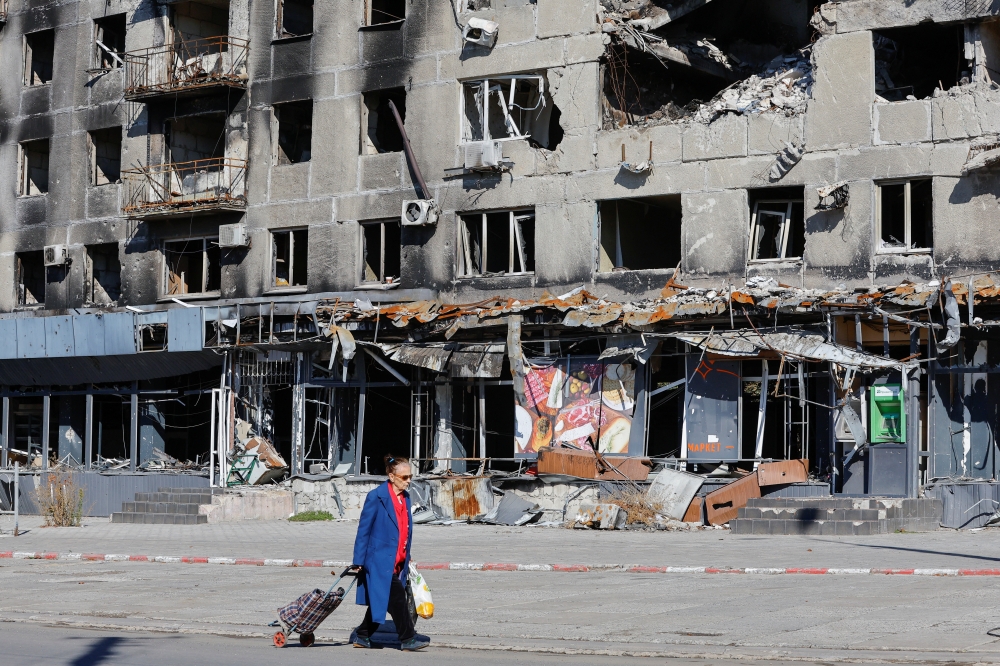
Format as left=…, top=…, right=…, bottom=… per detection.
left=4, top=514, right=1000, bottom=571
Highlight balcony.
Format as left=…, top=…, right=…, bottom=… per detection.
left=123, top=157, right=247, bottom=218
left=123, top=36, right=248, bottom=100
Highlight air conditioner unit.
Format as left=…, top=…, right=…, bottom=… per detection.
left=464, top=140, right=503, bottom=170
left=401, top=199, right=439, bottom=227
left=43, top=244, right=68, bottom=267
left=463, top=18, right=499, bottom=49
left=218, top=223, right=250, bottom=248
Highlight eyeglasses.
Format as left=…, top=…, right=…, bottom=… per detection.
left=392, top=474, right=412, bottom=481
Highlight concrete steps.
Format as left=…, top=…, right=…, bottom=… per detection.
left=729, top=497, right=943, bottom=535
left=110, top=486, right=221, bottom=525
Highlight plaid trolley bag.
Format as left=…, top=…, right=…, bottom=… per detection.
left=270, top=566, right=360, bottom=647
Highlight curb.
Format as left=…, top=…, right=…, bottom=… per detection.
left=1, top=551, right=998, bottom=575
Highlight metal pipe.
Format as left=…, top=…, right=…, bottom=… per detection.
left=13, top=461, right=19, bottom=537
left=387, top=99, right=430, bottom=200
left=42, top=394, right=50, bottom=470
left=130, top=385, right=138, bottom=472
left=1, top=396, right=7, bottom=469
left=366, top=350, right=411, bottom=386
left=85, top=393, right=93, bottom=471
left=209, top=388, right=217, bottom=487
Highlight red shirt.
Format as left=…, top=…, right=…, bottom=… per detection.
left=390, top=483, right=409, bottom=574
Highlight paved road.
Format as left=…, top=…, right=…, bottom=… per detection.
left=3, top=557, right=1000, bottom=663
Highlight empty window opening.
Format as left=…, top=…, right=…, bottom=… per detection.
left=878, top=179, right=933, bottom=253
left=87, top=243, right=122, bottom=305
left=90, top=128, right=122, bottom=185
left=273, top=229, right=308, bottom=288
left=458, top=210, right=535, bottom=277
left=16, top=251, right=45, bottom=307
left=748, top=187, right=804, bottom=262
left=166, top=115, right=226, bottom=164
left=20, top=140, right=50, bottom=196
left=599, top=196, right=682, bottom=272
left=278, top=0, right=313, bottom=37
left=973, top=20, right=1000, bottom=85
left=360, top=220, right=401, bottom=285
left=171, top=1, right=230, bottom=43
left=463, top=0, right=490, bottom=9
left=24, top=30, right=55, bottom=86
left=462, top=76, right=560, bottom=149
left=362, top=89, right=406, bottom=154
left=275, top=100, right=312, bottom=164
left=164, top=238, right=221, bottom=296
left=367, top=0, right=406, bottom=25
left=873, top=24, right=963, bottom=100
left=94, top=14, right=126, bottom=70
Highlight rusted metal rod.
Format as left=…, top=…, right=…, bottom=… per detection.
left=387, top=99, right=430, bottom=200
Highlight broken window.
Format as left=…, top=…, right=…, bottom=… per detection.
left=275, top=100, right=312, bottom=164
left=877, top=179, right=933, bottom=253
left=272, top=229, right=308, bottom=288
left=163, top=238, right=221, bottom=296
left=20, top=140, right=50, bottom=196
left=366, top=0, right=406, bottom=26
left=89, top=128, right=122, bottom=186
left=873, top=25, right=963, bottom=101
left=462, top=76, right=560, bottom=149
left=87, top=243, right=122, bottom=305
left=172, top=1, right=229, bottom=40
left=599, top=196, right=682, bottom=272
left=94, top=14, right=126, bottom=70
left=458, top=210, right=535, bottom=277
left=362, top=89, right=406, bottom=154
left=167, top=114, right=226, bottom=163
left=24, top=30, right=54, bottom=86
left=16, top=251, right=45, bottom=307
left=748, top=188, right=804, bottom=262
left=463, top=0, right=490, bottom=9
left=360, top=220, right=401, bottom=285
left=277, top=0, right=313, bottom=38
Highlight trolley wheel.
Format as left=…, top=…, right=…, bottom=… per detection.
left=299, top=632, right=315, bottom=647
left=272, top=631, right=287, bottom=648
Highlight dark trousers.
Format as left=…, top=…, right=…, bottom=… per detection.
left=356, top=575, right=415, bottom=642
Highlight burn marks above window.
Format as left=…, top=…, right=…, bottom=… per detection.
left=366, top=0, right=406, bottom=26
left=598, top=196, right=681, bottom=273
left=877, top=179, right=933, bottom=254
left=458, top=209, right=535, bottom=277
left=362, top=88, right=406, bottom=154
left=747, top=187, right=804, bottom=263
left=90, top=128, right=122, bottom=186
left=462, top=76, right=561, bottom=149
left=163, top=238, right=221, bottom=297
left=275, top=100, right=312, bottom=164
left=24, top=29, right=55, bottom=86
left=20, top=140, right=50, bottom=196
left=273, top=229, right=308, bottom=288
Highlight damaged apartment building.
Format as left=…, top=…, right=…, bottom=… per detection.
left=5, top=0, right=1000, bottom=530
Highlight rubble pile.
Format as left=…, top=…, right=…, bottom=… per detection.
left=691, top=50, right=813, bottom=123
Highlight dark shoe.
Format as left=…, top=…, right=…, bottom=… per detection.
left=401, top=637, right=429, bottom=651
left=353, top=636, right=372, bottom=649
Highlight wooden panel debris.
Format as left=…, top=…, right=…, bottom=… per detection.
left=706, top=473, right=761, bottom=525
left=757, top=459, right=809, bottom=486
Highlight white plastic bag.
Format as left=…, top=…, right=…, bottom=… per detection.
left=408, top=563, right=434, bottom=619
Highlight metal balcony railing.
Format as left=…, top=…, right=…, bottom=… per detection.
left=124, top=36, right=249, bottom=99
left=122, top=157, right=247, bottom=217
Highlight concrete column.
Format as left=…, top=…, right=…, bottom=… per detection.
left=291, top=351, right=306, bottom=476
left=1, top=396, right=8, bottom=468
left=354, top=350, right=367, bottom=476
left=130, top=384, right=138, bottom=472
left=42, top=394, right=50, bottom=470
left=84, top=393, right=93, bottom=470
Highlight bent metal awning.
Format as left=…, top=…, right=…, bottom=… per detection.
left=673, top=328, right=912, bottom=370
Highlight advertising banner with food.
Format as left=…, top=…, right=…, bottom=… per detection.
left=513, top=356, right=636, bottom=458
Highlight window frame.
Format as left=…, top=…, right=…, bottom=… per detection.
left=876, top=178, right=933, bottom=255
left=460, top=75, right=546, bottom=145
left=271, top=228, right=309, bottom=290
left=93, top=14, right=126, bottom=71
left=15, top=252, right=45, bottom=308
left=23, top=29, right=55, bottom=87
left=457, top=208, right=535, bottom=277
left=276, top=0, right=314, bottom=39
left=18, top=140, right=50, bottom=197
left=161, top=236, right=221, bottom=299
left=88, top=127, right=123, bottom=187
left=748, top=199, right=801, bottom=263
left=358, top=219, right=401, bottom=286
left=364, top=0, right=407, bottom=27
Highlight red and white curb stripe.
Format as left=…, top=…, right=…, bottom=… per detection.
left=2, top=551, right=998, bottom=576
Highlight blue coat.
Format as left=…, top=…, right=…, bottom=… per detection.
left=352, top=482, right=412, bottom=623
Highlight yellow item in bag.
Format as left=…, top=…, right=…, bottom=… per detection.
left=408, top=563, right=434, bottom=619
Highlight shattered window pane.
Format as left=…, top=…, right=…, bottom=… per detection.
left=748, top=195, right=804, bottom=262
left=878, top=180, right=933, bottom=252
left=462, top=76, right=555, bottom=147
left=753, top=209, right=785, bottom=261
left=164, top=238, right=220, bottom=295
left=459, top=210, right=534, bottom=276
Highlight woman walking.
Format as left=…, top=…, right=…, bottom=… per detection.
left=351, top=454, right=429, bottom=651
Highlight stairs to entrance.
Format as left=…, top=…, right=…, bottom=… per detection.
left=111, top=487, right=222, bottom=524
left=729, top=497, right=943, bottom=535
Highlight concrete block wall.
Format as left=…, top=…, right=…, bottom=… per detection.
left=2, top=0, right=1000, bottom=314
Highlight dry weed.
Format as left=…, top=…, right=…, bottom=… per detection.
left=36, top=472, right=85, bottom=527
left=606, top=486, right=664, bottom=526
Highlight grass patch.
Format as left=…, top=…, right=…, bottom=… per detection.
left=289, top=510, right=335, bottom=522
